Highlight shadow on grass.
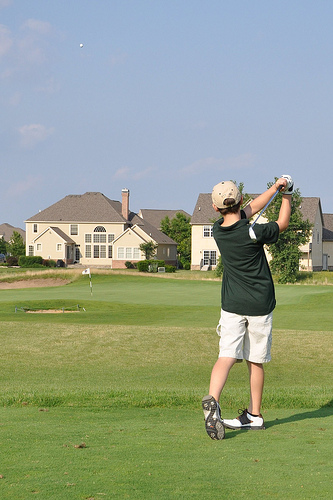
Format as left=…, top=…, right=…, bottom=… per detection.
left=266, top=399, right=333, bottom=428
left=221, top=400, right=333, bottom=439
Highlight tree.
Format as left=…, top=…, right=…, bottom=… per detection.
left=139, top=241, right=158, bottom=260
left=264, top=185, right=312, bottom=283
left=160, top=212, right=191, bottom=268
left=0, top=237, right=6, bottom=255
left=6, top=231, right=26, bottom=257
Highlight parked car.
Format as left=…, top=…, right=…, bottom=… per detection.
left=0, top=253, right=6, bottom=263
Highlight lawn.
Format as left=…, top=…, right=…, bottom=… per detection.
left=0, top=271, right=332, bottom=498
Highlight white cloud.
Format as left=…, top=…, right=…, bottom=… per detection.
left=114, top=166, right=131, bottom=179
left=113, top=165, right=156, bottom=181
left=17, top=35, right=47, bottom=65
left=0, top=0, right=12, bottom=9
left=0, top=24, right=13, bottom=58
left=18, top=123, right=54, bottom=148
left=0, top=18, right=56, bottom=81
left=22, top=19, right=52, bottom=36
left=181, top=153, right=255, bottom=175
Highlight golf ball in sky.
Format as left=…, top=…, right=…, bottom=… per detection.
left=80, top=43, right=84, bottom=48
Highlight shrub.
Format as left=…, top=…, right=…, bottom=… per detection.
left=165, top=265, right=176, bottom=273
left=6, top=256, right=18, bottom=266
left=125, top=261, right=135, bottom=269
left=18, top=256, right=43, bottom=267
left=137, top=260, right=149, bottom=272
left=42, top=259, right=56, bottom=268
left=148, top=262, right=158, bottom=273
left=215, top=256, right=224, bottom=277
left=155, top=260, right=165, bottom=267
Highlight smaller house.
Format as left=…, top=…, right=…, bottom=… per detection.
left=191, top=192, right=330, bottom=272
left=322, top=214, right=333, bottom=271
left=138, top=209, right=190, bottom=230
left=112, top=216, right=177, bottom=268
left=0, top=223, right=25, bottom=242
left=190, top=194, right=219, bottom=270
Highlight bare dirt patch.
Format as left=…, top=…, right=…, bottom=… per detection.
left=0, top=279, right=70, bottom=289
left=26, top=309, right=80, bottom=314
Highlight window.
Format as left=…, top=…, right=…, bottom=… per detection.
left=29, top=245, right=34, bottom=256
left=133, top=248, right=140, bottom=259
left=100, top=245, right=106, bottom=258
left=93, top=226, right=107, bottom=258
left=33, top=224, right=38, bottom=233
left=117, top=247, right=140, bottom=260
left=108, top=245, right=113, bottom=258
left=85, top=245, right=91, bottom=258
left=203, top=225, right=213, bottom=238
left=36, top=243, right=42, bottom=251
left=203, top=250, right=217, bottom=266
left=126, top=247, right=132, bottom=259
left=70, top=224, right=78, bottom=235
left=85, top=234, right=92, bottom=243
left=56, top=243, right=62, bottom=251
left=108, top=234, right=115, bottom=243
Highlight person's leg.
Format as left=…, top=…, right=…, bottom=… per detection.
left=209, top=356, right=237, bottom=401
left=202, top=310, right=245, bottom=439
left=247, top=361, right=264, bottom=415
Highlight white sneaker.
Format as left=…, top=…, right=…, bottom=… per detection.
left=202, top=395, right=225, bottom=440
left=223, top=409, right=265, bottom=430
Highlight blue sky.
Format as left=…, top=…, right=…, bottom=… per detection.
left=1, top=0, right=333, bottom=228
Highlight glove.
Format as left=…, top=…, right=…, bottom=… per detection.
left=281, top=174, right=294, bottom=195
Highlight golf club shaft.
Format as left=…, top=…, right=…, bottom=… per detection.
left=250, top=186, right=282, bottom=228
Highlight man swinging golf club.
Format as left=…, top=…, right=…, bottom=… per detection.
left=202, top=175, right=293, bottom=440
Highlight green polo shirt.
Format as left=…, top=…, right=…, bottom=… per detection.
left=213, top=210, right=280, bottom=316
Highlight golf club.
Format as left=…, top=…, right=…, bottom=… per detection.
left=249, top=187, right=282, bottom=241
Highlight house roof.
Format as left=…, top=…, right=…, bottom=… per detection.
left=33, top=226, right=76, bottom=244
left=25, top=192, right=131, bottom=223
left=323, top=213, right=333, bottom=231
left=50, top=227, right=76, bottom=243
left=138, top=209, right=191, bottom=229
left=130, top=215, right=177, bottom=244
left=0, top=223, right=25, bottom=241
left=191, top=194, right=325, bottom=227
left=191, top=193, right=217, bottom=224
left=323, top=214, right=333, bottom=241
left=299, top=197, right=323, bottom=225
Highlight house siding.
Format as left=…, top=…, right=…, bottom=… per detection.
left=191, top=224, right=218, bottom=270
left=26, top=221, right=126, bottom=266
left=191, top=194, right=329, bottom=273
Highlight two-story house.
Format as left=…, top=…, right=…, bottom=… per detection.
left=191, top=193, right=331, bottom=271
left=25, top=189, right=178, bottom=268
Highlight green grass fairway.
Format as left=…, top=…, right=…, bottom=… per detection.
left=0, top=407, right=331, bottom=499
left=0, top=272, right=332, bottom=498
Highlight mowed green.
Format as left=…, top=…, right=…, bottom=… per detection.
left=0, top=272, right=332, bottom=499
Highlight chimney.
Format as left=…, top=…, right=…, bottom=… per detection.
left=121, top=188, right=130, bottom=220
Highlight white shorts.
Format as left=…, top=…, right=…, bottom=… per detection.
left=217, top=309, right=273, bottom=363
